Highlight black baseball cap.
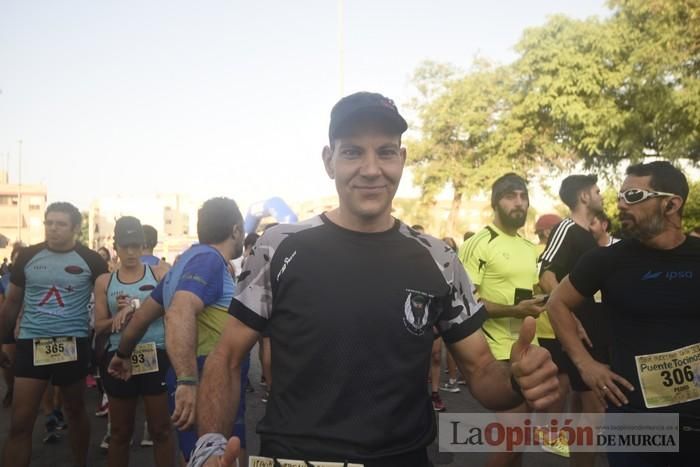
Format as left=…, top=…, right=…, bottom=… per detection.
left=114, top=216, right=145, bottom=247
left=329, top=92, right=408, bottom=142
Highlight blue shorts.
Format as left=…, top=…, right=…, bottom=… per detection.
left=166, top=353, right=250, bottom=461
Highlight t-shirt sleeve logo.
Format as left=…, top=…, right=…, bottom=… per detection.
left=403, top=291, right=433, bottom=336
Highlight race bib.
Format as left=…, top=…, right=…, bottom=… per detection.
left=131, top=342, right=159, bottom=375
left=33, top=337, right=78, bottom=366
left=248, top=457, right=363, bottom=467
left=249, top=457, right=274, bottom=467
left=635, top=342, right=700, bottom=408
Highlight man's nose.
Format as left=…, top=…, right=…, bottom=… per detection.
left=359, top=153, right=381, bottom=176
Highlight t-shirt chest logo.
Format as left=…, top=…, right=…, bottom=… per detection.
left=403, top=289, right=435, bottom=336
left=39, top=285, right=66, bottom=307
left=64, top=265, right=85, bottom=275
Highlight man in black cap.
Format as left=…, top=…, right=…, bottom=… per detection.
left=189, top=92, right=560, bottom=467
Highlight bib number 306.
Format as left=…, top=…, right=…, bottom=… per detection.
left=635, top=343, right=700, bottom=409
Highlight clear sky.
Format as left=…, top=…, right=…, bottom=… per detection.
left=0, top=0, right=609, bottom=212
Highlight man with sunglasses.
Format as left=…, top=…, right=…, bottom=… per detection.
left=0, top=202, right=109, bottom=467
left=548, top=161, right=700, bottom=465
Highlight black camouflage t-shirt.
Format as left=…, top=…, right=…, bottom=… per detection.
left=230, top=214, right=486, bottom=460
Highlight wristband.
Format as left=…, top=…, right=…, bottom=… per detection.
left=177, top=376, right=199, bottom=386
left=510, top=374, right=524, bottom=397
left=115, top=349, right=130, bottom=359
left=188, top=433, right=228, bottom=467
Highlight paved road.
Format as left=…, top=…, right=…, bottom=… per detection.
left=0, top=345, right=598, bottom=466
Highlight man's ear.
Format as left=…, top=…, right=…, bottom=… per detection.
left=580, top=190, right=590, bottom=206
left=665, top=198, right=681, bottom=215
left=322, top=146, right=335, bottom=179
left=232, top=223, right=243, bottom=240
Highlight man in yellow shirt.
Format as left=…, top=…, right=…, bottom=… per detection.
left=459, top=173, right=545, bottom=467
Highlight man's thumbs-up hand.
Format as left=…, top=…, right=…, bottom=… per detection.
left=509, top=317, right=560, bottom=410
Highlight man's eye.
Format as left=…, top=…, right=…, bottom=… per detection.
left=341, top=149, right=360, bottom=158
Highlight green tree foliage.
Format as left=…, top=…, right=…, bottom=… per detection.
left=682, top=180, right=700, bottom=231
left=605, top=0, right=700, bottom=161
left=408, top=60, right=520, bottom=236
left=408, top=0, right=700, bottom=215
left=508, top=15, right=628, bottom=168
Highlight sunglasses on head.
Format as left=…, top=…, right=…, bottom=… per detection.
left=617, top=188, right=677, bottom=205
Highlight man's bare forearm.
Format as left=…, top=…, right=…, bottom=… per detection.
left=468, top=359, right=523, bottom=411
left=0, top=295, right=21, bottom=341
left=118, top=300, right=163, bottom=355
left=481, top=299, right=522, bottom=318
left=547, top=300, right=593, bottom=369
left=165, top=306, right=198, bottom=379
left=196, top=346, right=242, bottom=435
left=547, top=278, right=593, bottom=369
left=539, top=270, right=559, bottom=294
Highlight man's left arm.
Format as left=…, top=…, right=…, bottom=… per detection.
left=442, top=249, right=558, bottom=411
left=164, top=252, right=225, bottom=379
left=165, top=290, right=205, bottom=430
left=549, top=277, right=634, bottom=406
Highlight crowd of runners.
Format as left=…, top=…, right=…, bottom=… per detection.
left=0, top=92, right=698, bottom=467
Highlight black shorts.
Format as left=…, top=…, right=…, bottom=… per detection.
left=14, top=337, right=91, bottom=386
left=101, top=349, right=170, bottom=399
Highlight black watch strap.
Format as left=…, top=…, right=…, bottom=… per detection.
left=510, top=374, right=524, bottom=397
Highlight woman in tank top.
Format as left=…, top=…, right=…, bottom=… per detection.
left=93, top=216, right=173, bottom=467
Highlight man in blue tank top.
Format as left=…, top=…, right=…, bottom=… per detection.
left=108, top=197, right=249, bottom=465
left=0, top=202, right=108, bottom=467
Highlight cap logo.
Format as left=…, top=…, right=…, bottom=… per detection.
left=380, top=97, right=397, bottom=111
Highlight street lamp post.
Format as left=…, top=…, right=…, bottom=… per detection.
left=338, top=0, right=344, bottom=97
left=17, top=139, right=22, bottom=243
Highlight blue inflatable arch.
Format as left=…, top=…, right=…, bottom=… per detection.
left=244, top=197, right=298, bottom=234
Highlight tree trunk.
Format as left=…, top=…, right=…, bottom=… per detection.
left=446, top=186, right=463, bottom=238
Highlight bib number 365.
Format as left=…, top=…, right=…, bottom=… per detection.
left=33, top=337, right=78, bottom=366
